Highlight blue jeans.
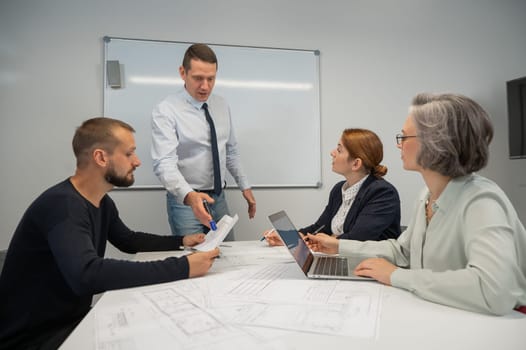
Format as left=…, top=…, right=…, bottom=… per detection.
left=166, top=191, right=235, bottom=241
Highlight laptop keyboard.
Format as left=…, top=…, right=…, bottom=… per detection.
left=313, top=256, right=349, bottom=276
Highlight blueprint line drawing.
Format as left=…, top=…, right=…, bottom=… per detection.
left=95, top=254, right=382, bottom=349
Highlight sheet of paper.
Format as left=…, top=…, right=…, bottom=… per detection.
left=192, top=214, right=239, bottom=251
left=95, top=263, right=382, bottom=349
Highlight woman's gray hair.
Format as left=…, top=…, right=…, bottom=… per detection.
left=409, top=93, right=493, bottom=178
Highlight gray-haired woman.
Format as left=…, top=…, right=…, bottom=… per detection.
left=306, top=93, right=526, bottom=316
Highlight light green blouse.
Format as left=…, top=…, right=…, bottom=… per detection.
left=339, top=174, right=526, bottom=315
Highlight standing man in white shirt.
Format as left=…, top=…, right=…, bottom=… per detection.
left=151, top=43, right=256, bottom=240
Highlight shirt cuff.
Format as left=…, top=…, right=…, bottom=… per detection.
left=174, top=186, right=194, bottom=205
left=390, top=267, right=414, bottom=292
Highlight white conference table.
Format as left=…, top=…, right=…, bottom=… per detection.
left=60, top=240, right=525, bottom=350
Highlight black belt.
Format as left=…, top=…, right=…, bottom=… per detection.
left=194, top=189, right=216, bottom=195
left=194, top=181, right=226, bottom=195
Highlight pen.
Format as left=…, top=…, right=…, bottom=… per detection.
left=260, top=228, right=275, bottom=241
left=202, top=200, right=217, bottom=231
left=313, top=225, right=325, bottom=234
left=304, top=225, right=325, bottom=242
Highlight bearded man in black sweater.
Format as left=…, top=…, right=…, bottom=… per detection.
left=0, top=117, right=220, bottom=349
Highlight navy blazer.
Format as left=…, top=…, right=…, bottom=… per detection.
left=300, top=176, right=401, bottom=241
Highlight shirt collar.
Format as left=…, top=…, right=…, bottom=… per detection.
left=428, top=174, right=475, bottom=213
left=341, top=175, right=369, bottom=202
left=182, top=87, right=208, bottom=110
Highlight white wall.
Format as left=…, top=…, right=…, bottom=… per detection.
left=1, top=0, right=526, bottom=250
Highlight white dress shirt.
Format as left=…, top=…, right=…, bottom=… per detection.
left=151, top=88, right=250, bottom=203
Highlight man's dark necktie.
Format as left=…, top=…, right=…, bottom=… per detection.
left=202, top=103, right=222, bottom=195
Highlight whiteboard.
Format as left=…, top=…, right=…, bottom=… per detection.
left=103, top=37, right=321, bottom=188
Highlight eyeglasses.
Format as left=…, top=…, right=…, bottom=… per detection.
left=396, top=134, right=417, bottom=145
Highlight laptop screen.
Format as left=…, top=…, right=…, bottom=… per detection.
left=268, top=210, right=313, bottom=274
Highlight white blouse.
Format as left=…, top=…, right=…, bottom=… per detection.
left=330, top=175, right=368, bottom=236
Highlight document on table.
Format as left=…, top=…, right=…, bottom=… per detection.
left=94, top=263, right=382, bottom=350
left=192, top=214, right=239, bottom=251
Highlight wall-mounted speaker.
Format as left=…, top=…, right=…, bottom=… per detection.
left=106, top=60, right=121, bottom=88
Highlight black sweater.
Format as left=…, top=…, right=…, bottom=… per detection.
left=0, top=179, right=189, bottom=346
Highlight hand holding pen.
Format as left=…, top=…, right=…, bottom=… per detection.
left=185, top=191, right=217, bottom=229
left=303, top=224, right=325, bottom=242
left=260, top=228, right=275, bottom=241
left=261, top=228, right=285, bottom=246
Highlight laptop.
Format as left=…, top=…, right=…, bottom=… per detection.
left=268, top=210, right=373, bottom=281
